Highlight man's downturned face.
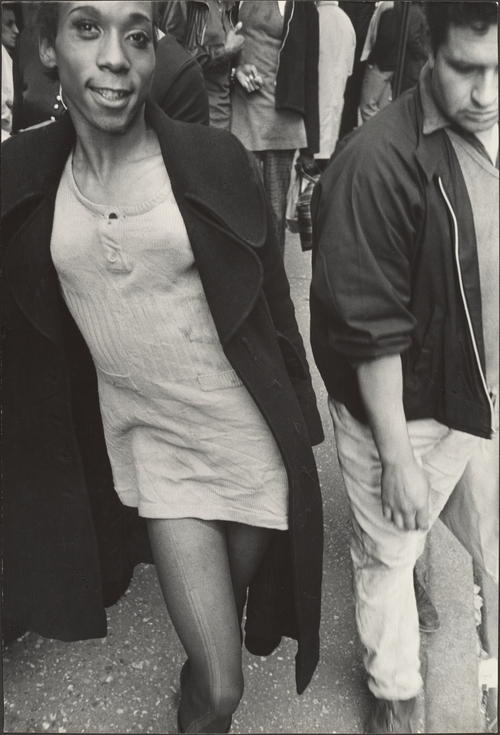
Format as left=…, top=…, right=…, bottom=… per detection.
left=431, top=22, right=498, bottom=134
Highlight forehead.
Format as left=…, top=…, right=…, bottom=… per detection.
left=442, top=22, right=498, bottom=66
left=2, top=9, right=16, bottom=23
left=58, top=1, right=154, bottom=23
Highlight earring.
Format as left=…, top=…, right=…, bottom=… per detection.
left=58, top=85, right=68, bottom=111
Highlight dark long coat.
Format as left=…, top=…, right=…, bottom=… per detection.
left=1, top=102, right=324, bottom=694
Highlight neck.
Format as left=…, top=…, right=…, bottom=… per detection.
left=475, top=123, right=499, bottom=165
left=71, top=105, right=151, bottom=181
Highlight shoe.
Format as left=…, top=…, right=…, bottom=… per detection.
left=414, top=570, right=440, bottom=633
left=366, top=696, right=416, bottom=733
left=177, top=663, right=231, bottom=733
left=177, top=708, right=232, bottom=734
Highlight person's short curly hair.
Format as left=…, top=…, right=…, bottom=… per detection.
left=425, top=1, right=498, bottom=56
left=32, top=1, right=160, bottom=50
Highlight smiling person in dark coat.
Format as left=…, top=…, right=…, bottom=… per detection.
left=1, top=2, right=323, bottom=732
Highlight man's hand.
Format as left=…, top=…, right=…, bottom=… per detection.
left=381, top=458, right=430, bottom=531
left=235, top=64, right=263, bottom=92
left=224, top=22, right=245, bottom=56
left=356, top=354, right=431, bottom=533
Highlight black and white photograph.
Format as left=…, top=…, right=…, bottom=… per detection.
left=1, top=1, right=498, bottom=732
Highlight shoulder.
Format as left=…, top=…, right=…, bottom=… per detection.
left=153, top=111, right=266, bottom=243
left=328, top=91, right=421, bottom=188
left=153, top=33, right=196, bottom=87
left=1, top=120, right=74, bottom=216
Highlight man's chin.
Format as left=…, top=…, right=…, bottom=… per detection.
left=458, top=113, right=498, bottom=135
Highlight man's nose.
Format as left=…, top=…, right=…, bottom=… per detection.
left=472, top=69, right=498, bottom=108
left=96, top=30, right=131, bottom=73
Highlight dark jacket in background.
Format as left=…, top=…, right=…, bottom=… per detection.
left=310, top=85, right=493, bottom=440
left=275, top=0, right=320, bottom=154
left=398, top=2, right=430, bottom=93
left=338, top=0, right=376, bottom=139
left=367, top=7, right=398, bottom=72
left=2, top=102, right=324, bottom=694
left=152, top=32, right=210, bottom=125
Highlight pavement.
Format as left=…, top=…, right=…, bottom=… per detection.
left=2, top=232, right=493, bottom=734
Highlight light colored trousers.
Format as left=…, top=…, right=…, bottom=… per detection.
left=329, top=398, right=481, bottom=700
left=359, top=63, right=393, bottom=123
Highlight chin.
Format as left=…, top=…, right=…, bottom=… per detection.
left=95, top=117, right=132, bottom=135
left=458, top=115, right=498, bottom=134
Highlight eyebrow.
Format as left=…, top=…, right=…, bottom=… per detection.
left=67, top=6, right=153, bottom=25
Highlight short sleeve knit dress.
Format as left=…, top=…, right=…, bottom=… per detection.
left=50, top=150, right=289, bottom=529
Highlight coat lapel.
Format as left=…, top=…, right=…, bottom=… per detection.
left=3, top=115, right=76, bottom=346
left=146, top=101, right=269, bottom=345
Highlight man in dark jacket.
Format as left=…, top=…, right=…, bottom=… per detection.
left=310, top=3, right=498, bottom=732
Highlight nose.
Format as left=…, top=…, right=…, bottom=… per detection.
left=12, top=22, right=19, bottom=37
left=96, top=29, right=130, bottom=74
left=471, top=68, right=498, bottom=109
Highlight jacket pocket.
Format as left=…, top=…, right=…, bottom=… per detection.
left=197, top=369, right=243, bottom=392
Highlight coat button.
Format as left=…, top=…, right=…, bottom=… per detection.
left=51, top=413, right=63, bottom=425
left=62, top=488, right=74, bottom=498
left=58, top=452, right=71, bottom=463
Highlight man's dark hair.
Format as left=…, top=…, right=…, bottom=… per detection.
left=425, top=2, right=498, bottom=55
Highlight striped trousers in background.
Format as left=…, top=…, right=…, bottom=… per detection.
left=252, top=149, right=296, bottom=256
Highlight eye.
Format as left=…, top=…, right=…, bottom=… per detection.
left=127, top=31, right=151, bottom=48
left=73, top=19, right=100, bottom=37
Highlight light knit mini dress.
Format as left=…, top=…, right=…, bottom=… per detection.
left=51, top=152, right=289, bottom=529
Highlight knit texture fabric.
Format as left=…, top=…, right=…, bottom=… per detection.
left=51, top=152, right=289, bottom=527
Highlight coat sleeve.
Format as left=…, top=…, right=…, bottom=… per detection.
left=247, top=154, right=324, bottom=446
left=311, top=127, right=422, bottom=363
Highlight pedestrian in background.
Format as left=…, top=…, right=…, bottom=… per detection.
left=397, top=2, right=430, bottom=94
left=311, top=3, right=498, bottom=732
left=160, top=0, right=243, bottom=129
left=2, top=2, right=324, bottom=733
left=314, top=0, right=355, bottom=169
left=337, top=0, right=375, bottom=140
left=231, top=0, right=319, bottom=255
left=1, top=3, right=20, bottom=140
left=359, top=0, right=396, bottom=124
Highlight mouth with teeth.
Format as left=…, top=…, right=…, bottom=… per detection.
left=91, top=87, right=131, bottom=102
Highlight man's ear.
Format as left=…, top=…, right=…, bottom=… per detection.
left=39, top=38, right=57, bottom=69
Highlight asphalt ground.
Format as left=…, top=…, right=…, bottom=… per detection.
left=2, top=232, right=485, bottom=733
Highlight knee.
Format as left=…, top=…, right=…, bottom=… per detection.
left=210, top=675, right=244, bottom=719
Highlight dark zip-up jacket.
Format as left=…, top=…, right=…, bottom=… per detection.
left=310, top=84, right=494, bottom=439
left=2, top=102, right=324, bottom=694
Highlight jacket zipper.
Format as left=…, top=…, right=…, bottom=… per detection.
left=276, top=2, right=294, bottom=77
left=438, top=176, right=495, bottom=436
